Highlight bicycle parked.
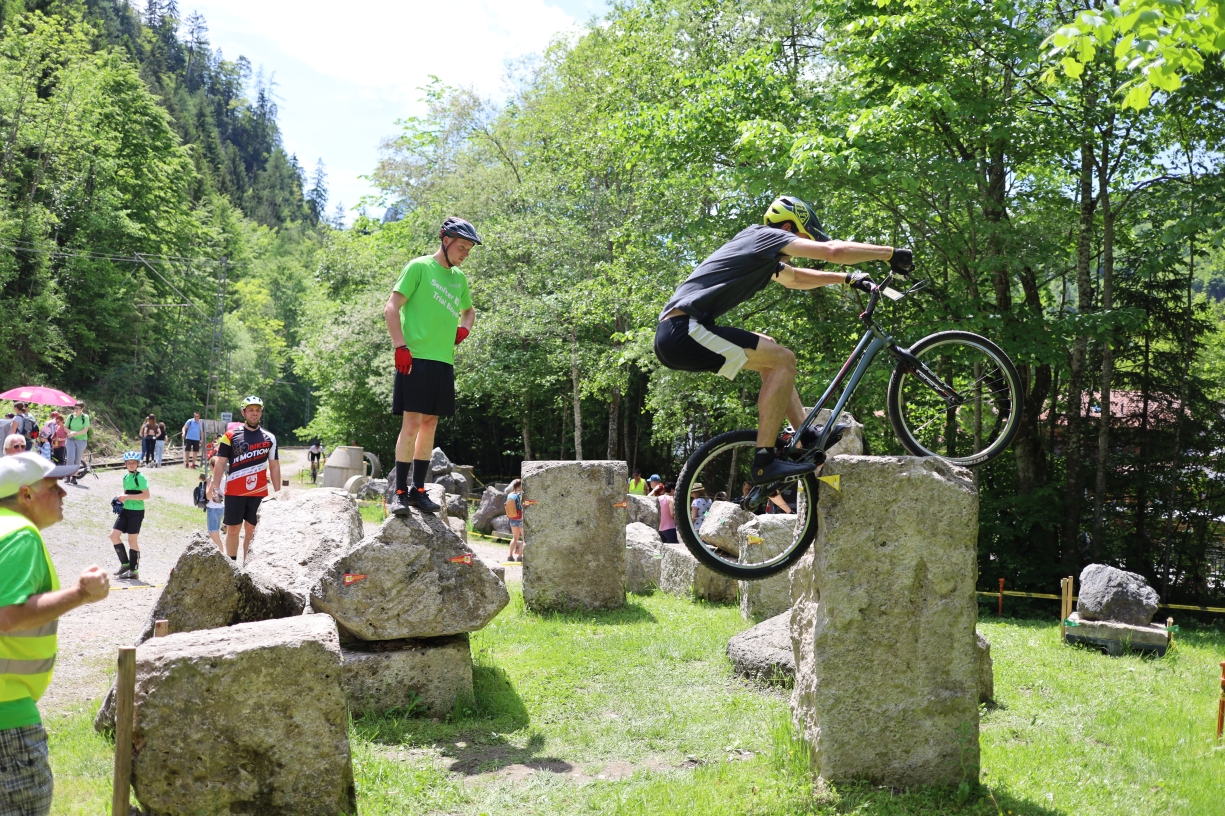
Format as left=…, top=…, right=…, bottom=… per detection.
left=675, top=268, right=1023, bottom=580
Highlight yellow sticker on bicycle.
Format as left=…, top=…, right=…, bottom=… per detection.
left=818, top=475, right=841, bottom=491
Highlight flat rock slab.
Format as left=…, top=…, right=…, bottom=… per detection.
left=244, top=489, right=364, bottom=613
left=1077, top=563, right=1160, bottom=626
left=311, top=512, right=509, bottom=641
left=521, top=460, right=627, bottom=612
left=1064, top=611, right=1169, bottom=656
left=127, top=615, right=356, bottom=816
left=727, top=610, right=794, bottom=683
left=738, top=514, right=796, bottom=621
left=791, top=455, right=980, bottom=788
left=342, top=635, right=473, bottom=718
left=625, top=522, right=663, bottom=594
left=659, top=542, right=737, bottom=603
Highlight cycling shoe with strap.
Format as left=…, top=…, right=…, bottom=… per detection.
left=776, top=423, right=852, bottom=455
left=750, top=455, right=817, bottom=485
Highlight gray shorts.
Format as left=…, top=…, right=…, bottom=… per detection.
left=0, top=724, right=53, bottom=816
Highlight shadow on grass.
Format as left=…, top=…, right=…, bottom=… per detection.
left=829, top=780, right=1068, bottom=816
left=523, top=598, right=658, bottom=626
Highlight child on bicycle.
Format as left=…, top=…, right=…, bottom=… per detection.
left=653, top=195, right=912, bottom=484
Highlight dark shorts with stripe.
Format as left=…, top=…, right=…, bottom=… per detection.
left=653, top=315, right=760, bottom=380
left=113, top=509, right=144, bottom=535
left=392, top=359, right=456, bottom=418
left=0, top=724, right=53, bottom=816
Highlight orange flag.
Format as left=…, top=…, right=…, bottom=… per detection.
left=343, top=573, right=368, bottom=585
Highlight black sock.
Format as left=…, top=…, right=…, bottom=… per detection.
left=113, top=543, right=128, bottom=567
left=412, top=458, right=429, bottom=490
left=752, top=447, right=776, bottom=468
left=129, top=549, right=140, bottom=571
left=395, top=461, right=410, bottom=494
left=230, top=554, right=237, bottom=561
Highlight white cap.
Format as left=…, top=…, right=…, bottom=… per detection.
left=0, top=453, right=76, bottom=498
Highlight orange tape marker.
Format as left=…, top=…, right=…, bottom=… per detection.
left=343, top=573, right=368, bottom=585
left=448, top=554, right=474, bottom=565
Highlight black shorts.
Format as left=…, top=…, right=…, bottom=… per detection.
left=113, top=509, right=145, bottom=535
left=184, top=439, right=201, bottom=452
left=660, top=528, right=679, bottom=544
left=224, top=494, right=264, bottom=527
left=654, top=315, right=759, bottom=380
left=392, top=359, right=456, bottom=417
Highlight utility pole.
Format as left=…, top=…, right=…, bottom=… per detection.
left=204, top=257, right=227, bottom=420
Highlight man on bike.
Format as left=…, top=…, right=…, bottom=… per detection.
left=383, top=217, right=478, bottom=516
left=208, top=396, right=280, bottom=561
left=654, top=196, right=913, bottom=484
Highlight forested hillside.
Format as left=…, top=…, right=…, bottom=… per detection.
left=298, top=0, right=1225, bottom=606
left=0, top=0, right=323, bottom=438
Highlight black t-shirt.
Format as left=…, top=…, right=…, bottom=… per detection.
left=659, top=225, right=796, bottom=323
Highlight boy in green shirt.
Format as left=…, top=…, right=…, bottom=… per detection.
left=110, top=451, right=151, bottom=580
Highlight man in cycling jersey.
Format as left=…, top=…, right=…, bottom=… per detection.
left=655, top=196, right=913, bottom=484
left=383, top=217, right=478, bottom=516
left=208, top=396, right=280, bottom=561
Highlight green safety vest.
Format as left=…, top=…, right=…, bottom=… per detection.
left=0, top=509, right=59, bottom=710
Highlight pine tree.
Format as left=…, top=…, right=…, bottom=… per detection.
left=307, top=160, right=328, bottom=224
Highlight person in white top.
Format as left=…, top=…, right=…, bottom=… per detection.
left=204, top=455, right=225, bottom=551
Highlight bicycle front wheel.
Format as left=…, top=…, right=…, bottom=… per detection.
left=886, top=330, right=1023, bottom=467
left=675, top=429, right=819, bottom=580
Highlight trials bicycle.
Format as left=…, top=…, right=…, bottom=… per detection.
left=675, top=268, right=1024, bottom=580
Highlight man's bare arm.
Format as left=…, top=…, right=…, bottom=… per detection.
left=384, top=292, right=408, bottom=347
left=0, top=567, right=109, bottom=634
left=773, top=265, right=849, bottom=291
left=782, top=238, right=894, bottom=266
left=269, top=460, right=282, bottom=493
left=459, top=307, right=476, bottom=332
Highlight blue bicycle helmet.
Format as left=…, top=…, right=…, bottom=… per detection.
left=122, top=451, right=141, bottom=461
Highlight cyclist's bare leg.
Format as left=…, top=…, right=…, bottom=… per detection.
left=742, top=335, right=806, bottom=448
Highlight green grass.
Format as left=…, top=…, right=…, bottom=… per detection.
left=45, top=589, right=1225, bottom=815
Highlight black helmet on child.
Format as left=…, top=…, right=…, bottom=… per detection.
left=439, top=217, right=482, bottom=245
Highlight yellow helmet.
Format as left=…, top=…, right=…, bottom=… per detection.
left=763, top=196, right=829, bottom=241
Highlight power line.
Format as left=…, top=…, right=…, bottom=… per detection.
left=0, top=242, right=243, bottom=267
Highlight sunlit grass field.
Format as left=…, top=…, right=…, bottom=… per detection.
left=47, top=586, right=1225, bottom=815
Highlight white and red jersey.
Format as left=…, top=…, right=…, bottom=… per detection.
left=217, top=425, right=279, bottom=497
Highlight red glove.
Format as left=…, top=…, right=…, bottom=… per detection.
left=394, top=345, right=413, bottom=375
left=455, top=326, right=470, bottom=345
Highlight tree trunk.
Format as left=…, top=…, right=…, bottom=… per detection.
left=571, top=330, right=583, bottom=460
left=1091, top=131, right=1115, bottom=558
left=1014, top=267, right=1051, bottom=494
left=607, top=386, right=621, bottom=460
left=522, top=406, right=533, bottom=462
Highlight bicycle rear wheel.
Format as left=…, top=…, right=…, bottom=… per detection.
left=675, top=429, right=819, bottom=580
left=886, top=330, right=1023, bottom=467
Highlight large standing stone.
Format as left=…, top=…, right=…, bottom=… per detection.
left=738, top=514, right=797, bottom=621
left=341, top=635, right=473, bottom=718
left=659, top=541, right=737, bottom=603
left=310, top=512, right=509, bottom=641
left=521, top=460, right=627, bottom=612
left=791, top=455, right=980, bottom=788
left=699, top=501, right=754, bottom=556
left=727, top=610, right=794, bottom=683
left=244, top=489, right=364, bottom=613
left=625, top=522, right=663, bottom=594
left=471, top=485, right=507, bottom=535
left=1076, top=563, right=1160, bottom=626
left=127, top=615, right=356, bottom=816
left=626, top=494, right=660, bottom=528
left=133, top=533, right=296, bottom=645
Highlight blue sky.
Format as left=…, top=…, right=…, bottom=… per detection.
left=180, top=0, right=607, bottom=222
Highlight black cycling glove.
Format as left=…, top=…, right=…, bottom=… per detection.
left=845, top=271, right=874, bottom=293
left=889, top=247, right=914, bottom=275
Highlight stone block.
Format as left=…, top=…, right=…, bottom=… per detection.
left=727, top=611, right=794, bottom=683
left=659, top=541, right=737, bottom=603
left=738, top=515, right=796, bottom=621
left=976, top=630, right=994, bottom=703
left=472, top=485, right=507, bottom=535
left=446, top=514, right=469, bottom=544
left=477, top=555, right=506, bottom=583
left=1064, top=611, right=1169, bottom=656
left=1076, top=563, right=1160, bottom=626
left=341, top=635, right=473, bottom=718
left=310, top=512, right=509, bottom=641
left=627, top=494, right=660, bottom=528
left=699, top=501, right=754, bottom=557
left=492, top=514, right=511, bottom=536
left=127, top=615, right=356, bottom=816
left=429, top=446, right=453, bottom=475
left=521, top=460, right=627, bottom=612
left=811, top=408, right=865, bottom=457
left=791, top=455, right=980, bottom=788
left=625, top=522, right=662, bottom=594
left=446, top=492, right=468, bottom=520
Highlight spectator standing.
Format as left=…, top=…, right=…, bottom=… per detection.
left=208, top=397, right=280, bottom=562
left=690, top=483, right=712, bottom=526
left=64, top=402, right=89, bottom=483
left=658, top=482, right=678, bottom=543
left=628, top=468, right=648, bottom=496
left=181, top=412, right=203, bottom=469
left=12, top=403, right=38, bottom=450
left=504, top=478, right=525, bottom=562
left=648, top=474, right=665, bottom=497
left=110, top=452, right=150, bottom=580
left=0, top=413, right=14, bottom=443
left=153, top=420, right=168, bottom=468
left=139, top=415, right=158, bottom=465
left=203, top=456, right=225, bottom=552
left=4, top=435, right=27, bottom=456
left=0, top=453, right=109, bottom=816
left=49, top=415, right=67, bottom=466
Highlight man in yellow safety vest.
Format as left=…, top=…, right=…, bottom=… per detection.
left=0, top=453, right=110, bottom=815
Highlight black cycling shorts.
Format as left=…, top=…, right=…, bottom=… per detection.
left=224, top=494, right=264, bottom=527
left=113, top=509, right=145, bottom=535
left=654, top=315, right=760, bottom=380
left=392, top=358, right=456, bottom=418
left=184, top=439, right=201, bottom=452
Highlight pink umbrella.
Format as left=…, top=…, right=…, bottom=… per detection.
left=0, top=386, right=76, bottom=407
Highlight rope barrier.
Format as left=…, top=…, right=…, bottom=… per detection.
left=978, top=590, right=1225, bottom=614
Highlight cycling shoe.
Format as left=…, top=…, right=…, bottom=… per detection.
left=749, top=456, right=817, bottom=485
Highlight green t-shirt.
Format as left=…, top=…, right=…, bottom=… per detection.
left=123, top=471, right=148, bottom=511
left=393, top=256, right=473, bottom=365
left=65, top=412, right=89, bottom=439
left=0, top=528, right=53, bottom=729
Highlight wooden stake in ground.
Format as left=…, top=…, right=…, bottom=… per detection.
left=998, top=578, right=1005, bottom=617
left=1217, top=661, right=1224, bottom=742
left=112, top=646, right=136, bottom=816
left=154, top=619, right=169, bottom=637
left=1059, top=578, right=1068, bottom=639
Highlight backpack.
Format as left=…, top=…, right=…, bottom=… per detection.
left=192, top=482, right=208, bottom=510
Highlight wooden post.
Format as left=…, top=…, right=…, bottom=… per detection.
left=1166, top=617, right=1174, bottom=650
left=112, top=646, right=136, bottom=816
left=1059, top=578, right=1067, bottom=639
left=154, top=619, right=168, bottom=638
left=1216, top=661, right=1224, bottom=741
left=998, top=578, right=1005, bottom=617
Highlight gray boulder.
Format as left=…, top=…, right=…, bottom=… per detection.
left=699, top=500, right=754, bottom=557
left=805, top=408, right=866, bottom=457
left=471, top=485, right=507, bottom=535
left=521, top=460, right=627, bottom=612
left=446, top=515, right=469, bottom=544
left=727, top=611, right=794, bottom=683
left=477, top=555, right=506, bottom=583
left=625, top=522, right=663, bottom=594
left=976, top=630, right=994, bottom=703
left=127, top=615, right=356, bottom=816
left=627, top=494, right=660, bottom=528
left=429, top=446, right=453, bottom=475
left=1076, top=563, right=1160, bottom=626
left=433, top=471, right=470, bottom=497
left=492, top=514, right=512, bottom=536
left=358, top=478, right=388, bottom=501
left=244, top=489, right=364, bottom=613
left=659, top=541, right=737, bottom=603
left=738, top=514, right=797, bottom=621
left=310, top=512, right=509, bottom=641
left=446, top=492, right=468, bottom=520
left=452, top=465, right=476, bottom=496
left=341, top=635, right=473, bottom=718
